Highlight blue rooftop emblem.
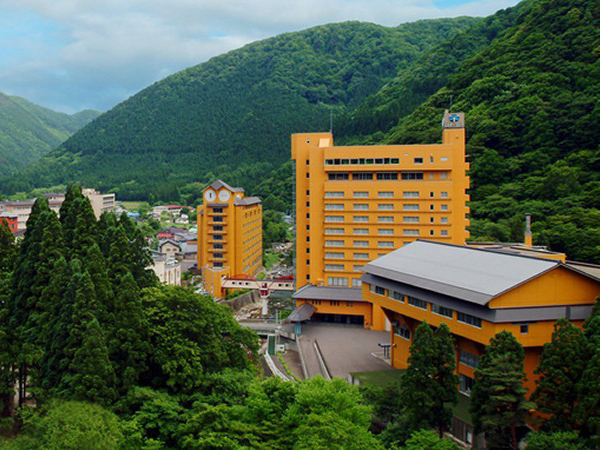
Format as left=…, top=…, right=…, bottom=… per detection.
left=449, top=114, right=460, bottom=123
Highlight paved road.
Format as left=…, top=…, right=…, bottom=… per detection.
left=299, top=324, right=392, bottom=379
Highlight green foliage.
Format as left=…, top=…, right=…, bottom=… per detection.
left=532, top=318, right=586, bottom=431
left=401, top=429, right=459, bottom=449
left=470, top=331, right=535, bottom=449
left=525, top=430, right=585, bottom=450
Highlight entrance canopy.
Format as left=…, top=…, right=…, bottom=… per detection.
left=288, top=303, right=317, bottom=322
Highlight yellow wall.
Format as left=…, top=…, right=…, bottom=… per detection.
left=295, top=298, right=373, bottom=326
left=292, top=125, right=470, bottom=291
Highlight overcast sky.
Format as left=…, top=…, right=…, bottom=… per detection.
left=0, top=0, right=519, bottom=114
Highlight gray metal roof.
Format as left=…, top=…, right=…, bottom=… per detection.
left=288, top=303, right=317, bottom=322
left=234, top=196, right=261, bottom=206
left=206, top=180, right=245, bottom=193
left=363, top=240, right=559, bottom=306
left=292, top=285, right=364, bottom=302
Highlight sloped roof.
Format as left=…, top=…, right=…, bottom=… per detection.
left=288, top=303, right=316, bottom=322
left=206, top=180, right=244, bottom=193
left=234, top=196, right=261, bottom=206
left=292, top=285, right=364, bottom=302
left=362, top=240, right=561, bottom=306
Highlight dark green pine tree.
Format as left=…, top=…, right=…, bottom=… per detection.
left=400, top=321, right=438, bottom=432
left=66, top=318, right=117, bottom=406
left=59, top=184, right=83, bottom=251
left=82, top=244, right=113, bottom=327
left=97, top=212, right=118, bottom=257
left=575, top=299, right=600, bottom=439
left=107, top=225, right=133, bottom=283
left=118, top=213, right=157, bottom=288
left=0, top=220, right=17, bottom=417
left=37, top=256, right=71, bottom=396
left=432, top=323, right=459, bottom=438
left=532, top=318, right=586, bottom=431
left=470, top=331, right=535, bottom=450
left=109, top=270, right=149, bottom=394
left=70, top=196, right=98, bottom=260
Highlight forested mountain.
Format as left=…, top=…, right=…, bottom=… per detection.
left=1, top=18, right=479, bottom=197
left=374, top=0, right=599, bottom=262
left=0, top=92, right=100, bottom=173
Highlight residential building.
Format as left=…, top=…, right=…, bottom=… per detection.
left=82, top=188, right=116, bottom=219
left=197, top=180, right=262, bottom=299
left=0, top=214, right=18, bottom=234
left=362, top=240, right=599, bottom=443
left=0, top=199, right=62, bottom=231
left=158, top=239, right=181, bottom=259
left=291, top=111, right=469, bottom=329
left=149, top=250, right=181, bottom=286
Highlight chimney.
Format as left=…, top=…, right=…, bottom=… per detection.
left=524, top=214, right=533, bottom=247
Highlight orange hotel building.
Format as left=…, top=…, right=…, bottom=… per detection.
left=362, top=239, right=600, bottom=442
left=292, top=111, right=470, bottom=330
left=197, top=180, right=262, bottom=299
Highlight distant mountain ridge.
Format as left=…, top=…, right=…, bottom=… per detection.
left=0, top=92, right=101, bottom=173
left=1, top=17, right=479, bottom=197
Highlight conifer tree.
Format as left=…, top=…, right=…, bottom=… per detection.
left=400, top=321, right=438, bottom=432
left=109, top=271, right=149, bottom=393
left=66, top=318, right=117, bottom=406
left=532, top=318, right=585, bottom=431
left=59, top=184, right=83, bottom=251
left=470, top=331, right=534, bottom=450
left=97, top=212, right=118, bottom=257
left=71, top=196, right=98, bottom=260
left=119, top=213, right=157, bottom=288
left=83, top=243, right=115, bottom=326
left=0, top=220, right=16, bottom=416
left=432, top=323, right=458, bottom=438
left=575, top=300, right=599, bottom=438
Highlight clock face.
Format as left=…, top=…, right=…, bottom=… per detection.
left=204, top=189, right=216, bottom=202
left=218, top=190, right=231, bottom=202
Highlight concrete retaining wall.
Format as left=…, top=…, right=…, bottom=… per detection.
left=219, top=290, right=259, bottom=312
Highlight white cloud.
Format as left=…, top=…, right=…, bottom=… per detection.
left=0, top=0, right=519, bottom=113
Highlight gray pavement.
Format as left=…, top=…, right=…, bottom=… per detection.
left=298, top=324, right=391, bottom=379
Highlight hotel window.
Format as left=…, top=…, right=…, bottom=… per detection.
left=325, top=240, right=344, bottom=247
left=325, top=228, right=344, bottom=235
left=430, top=230, right=434, bottom=236
left=457, top=312, right=482, bottom=328
left=328, top=277, right=348, bottom=286
left=328, top=173, right=349, bottom=180
left=414, top=157, right=423, bottom=164
left=378, top=191, right=393, bottom=198
left=432, top=304, right=453, bottom=318
left=378, top=241, right=394, bottom=248
left=354, top=216, right=369, bottom=223
left=353, top=228, right=368, bottom=235
left=213, top=253, right=223, bottom=259
left=325, top=264, right=344, bottom=271
left=430, top=204, right=434, bottom=211
left=325, top=216, right=344, bottom=222
left=403, top=191, right=419, bottom=198
left=403, top=204, right=419, bottom=210
left=408, top=296, right=428, bottom=309
left=378, top=228, right=393, bottom=235
left=441, top=157, right=448, bottom=161
left=352, top=278, right=362, bottom=287
left=403, top=216, right=419, bottom=223
left=353, top=265, right=364, bottom=272
left=441, top=172, right=448, bottom=179
left=325, top=252, right=344, bottom=259
left=213, top=234, right=223, bottom=240
left=325, top=191, right=344, bottom=198
left=213, top=243, right=223, bottom=249
left=213, top=262, right=223, bottom=268
left=353, top=173, right=373, bottom=180
left=353, top=191, right=368, bottom=198
left=213, top=207, right=223, bottom=213
left=353, top=252, right=369, bottom=259
left=330, top=300, right=341, bottom=306
left=378, top=216, right=394, bottom=223
left=390, top=291, right=405, bottom=302
left=441, top=217, right=448, bottom=224
left=395, top=324, right=410, bottom=340
left=354, top=204, right=369, bottom=210
left=377, top=172, right=398, bottom=180
left=353, top=240, right=368, bottom=247
left=441, top=204, right=449, bottom=211
left=325, top=204, right=344, bottom=210
left=459, top=350, right=479, bottom=368
left=401, top=172, right=424, bottom=180
left=441, top=191, right=448, bottom=198
left=213, top=216, right=223, bottom=222
left=373, top=286, right=385, bottom=296
left=403, top=229, right=419, bottom=236
left=460, top=374, right=475, bottom=395
left=520, top=324, right=529, bottom=334
left=441, top=230, right=448, bottom=236
left=378, top=204, right=394, bottom=211
left=213, top=225, right=223, bottom=231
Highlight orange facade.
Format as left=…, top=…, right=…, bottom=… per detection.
left=197, top=181, right=262, bottom=298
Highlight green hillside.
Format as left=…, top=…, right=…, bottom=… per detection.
left=0, top=92, right=101, bottom=173
left=379, top=0, right=599, bottom=262
left=2, top=18, right=479, bottom=197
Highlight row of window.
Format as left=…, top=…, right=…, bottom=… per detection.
left=325, top=203, right=449, bottom=211
left=326, top=228, right=395, bottom=235
left=324, top=191, right=449, bottom=199
left=324, top=156, right=449, bottom=166
left=372, top=286, right=483, bottom=328
left=327, top=277, right=362, bottom=287
left=328, top=171, right=436, bottom=181
left=325, top=216, right=450, bottom=224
